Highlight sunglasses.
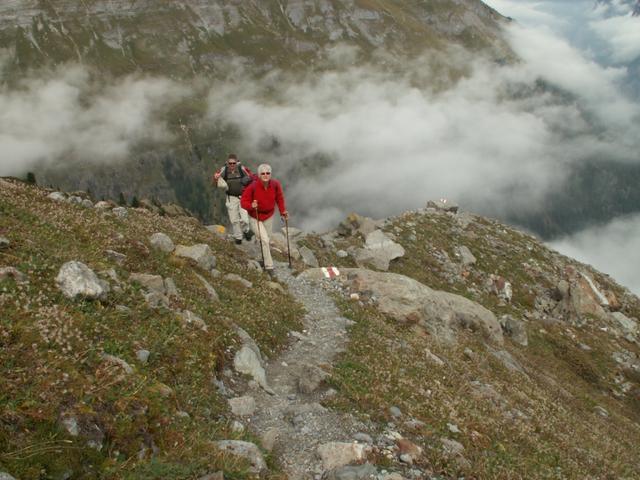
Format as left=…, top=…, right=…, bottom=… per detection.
left=227, top=162, right=237, bottom=165
left=260, top=172, right=271, bottom=176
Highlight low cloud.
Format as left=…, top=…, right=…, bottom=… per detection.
left=549, top=214, right=640, bottom=296
left=207, top=34, right=639, bottom=231
left=0, top=63, right=189, bottom=177
left=590, top=13, right=640, bottom=63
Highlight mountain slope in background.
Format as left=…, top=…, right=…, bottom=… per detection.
left=0, top=0, right=510, bottom=79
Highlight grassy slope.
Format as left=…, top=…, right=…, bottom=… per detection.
left=0, top=178, right=304, bottom=479
left=302, top=210, right=640, bottom=478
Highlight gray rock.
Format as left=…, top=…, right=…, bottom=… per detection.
left=164, top=277, right=179, bottom=298
left=456, top=245, right=476, bottom=266
left=47, top=191, right=66, bottom=202
left=336, top=249, right=348, bottom=258
left=81, top=199, right=94, bottom=208
left=56, top=261, right=109, bottom=300
left=324, top=463, right=378, bottom=480
left=0, top=236, right=9, bottom=249
left=441, top=437, right=465, bottom=456
left=299, top=245, right=319, bottom=268
left=101, top=353, right=134, bottom=375
left=260, top=428, right=280, bottom=452
left=339, top=268, right=503, bottom=344
left=0, top=473, right=17, bottom=480
left=610, top=312, right=638, bottom=337
left=94, top=201, right=112, bottom=209
left=175, top=244, right=217, bottom=270
left=136, top=350, right=151, bottom=364
left=224, top=273, right=253, bottom=289
left=389, top=406, right=402, bottom=418
left=197, top=473, right=224, bottom=480
left=195, top=273, right=220, bottom=302
left=354, top=230, right=405, bottom=271
left=149, top=232, right=175, bottom=253
left=231, top=420, right=245, bottom=433
left=297, top=364, right=328, bottom=394
left=317, top=442, right=371, bottom=470
left=0, top=266, right=28, bottom=284
left=228, top=396, right=256, bottom=416
left=425, top=348, right=445, bottom=366
left=213, top=440, right=266, bottom=473
left=499, top=315, right=528, bottom=346
left=144, top=291, right=169, bottom=309
left=112, top=206, right=128, bottom=219
left=129, top=273, right=166, bottom=295
left=427, top=199, right=459, bottom=213
left=353, top=433, right=373, bottom=444
left=176, top=310, right=208, bottom=331
left=105, top=249, right=126, bottom=265
left=233, top=346, right=272, bottom=393
left=68, top=195, right=83, bottom=205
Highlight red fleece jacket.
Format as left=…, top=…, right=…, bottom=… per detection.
left=240, top=179, right=286, bottom=221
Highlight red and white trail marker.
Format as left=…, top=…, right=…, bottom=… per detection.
left=321, top=266, right=340, bottom=279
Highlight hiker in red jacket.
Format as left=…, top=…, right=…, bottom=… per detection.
left=240, top=163, right=289, bottom=278
left=212, top=154, right=255, bottom=244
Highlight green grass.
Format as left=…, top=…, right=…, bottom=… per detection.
left=0, top=178, right=304, bottom=479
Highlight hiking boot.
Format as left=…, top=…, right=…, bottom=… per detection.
left=244, top=230, right=254, bottom=241
left=235, top=239, right=242, bottom=245
left=266, top=269, right=276, bottom=279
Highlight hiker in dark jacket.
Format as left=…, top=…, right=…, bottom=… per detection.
left=240, top=163, right=288, bottom=277
left=213, top=154, right=255, bottom=244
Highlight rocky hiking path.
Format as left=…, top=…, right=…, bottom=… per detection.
left=246, top=260, right=376, bottom=479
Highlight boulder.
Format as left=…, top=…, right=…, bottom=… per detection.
left=213, top=440, right=266, bottom=473
left=610, top=312, right=638, bottom=338
left=354, top=230, right=405, bottom=271
left=317, top=442, right=370, bottom=470
left=233, top=346, right=272, bottom=393
left=224, top=273, right=252, bottom=289
left=344, top=268, right=503, bottom=344
left=176, top=310, right=208, bottom=331
left=499, top=315, right=528, bottom=346
left=174, top=244, right=217, bottom=270
left=47, top=191, right=66, bottom=202
left=162, top=203, right=192, bottom=217
left=56, top=261, right=109, bottom=300
left=337, top=213, right=380, bottom=237
left=0, top=236, right=9, bottom=249
left=456, top=245, right=476, bottom=266
left=129, top=273, right=166, bottom=295
left=427, top=199, right=459, bottom=213
left=0, top=266, right=29, bottom=284
left=195, top=273, right=220, bottom=302
left=112, top=207, right=128, bottom=219
left=0, top=473, right=17, bottom=480
left=149, top=232, right=175, bottom=253
left=299, top=245, right=319, bottom=268
left=324, top=463, right=378, bottom=480
left=228, top=396, right=256, bottom=416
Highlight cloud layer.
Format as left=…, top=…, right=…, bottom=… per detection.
left=549, top=214, right=640, bottom=295
left=0, top=64, right=188, bottom=176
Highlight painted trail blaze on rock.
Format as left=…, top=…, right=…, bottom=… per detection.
left=321, top=266, right=340, bottom=279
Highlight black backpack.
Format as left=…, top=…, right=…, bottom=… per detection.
left=222, top=164, right=252, bottom=186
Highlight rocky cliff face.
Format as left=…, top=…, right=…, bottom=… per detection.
left=0, top=0, right=511, bottom=78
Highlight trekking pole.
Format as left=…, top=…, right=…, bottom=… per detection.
left=284, top=216, right=292, bottom=269
left=254, top=207, right=266, bottom=270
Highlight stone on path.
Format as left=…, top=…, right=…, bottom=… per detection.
left=324, top=463, right=378, bottom=480
left=228, top=396, right=256, bottom=416
left=213, top=440, right=266, bottom=473
left=233, top=346, right=273, bottom=394
left=317, top=441, right=371, bottom=470
left=56, top=261, right=109, bottom=300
